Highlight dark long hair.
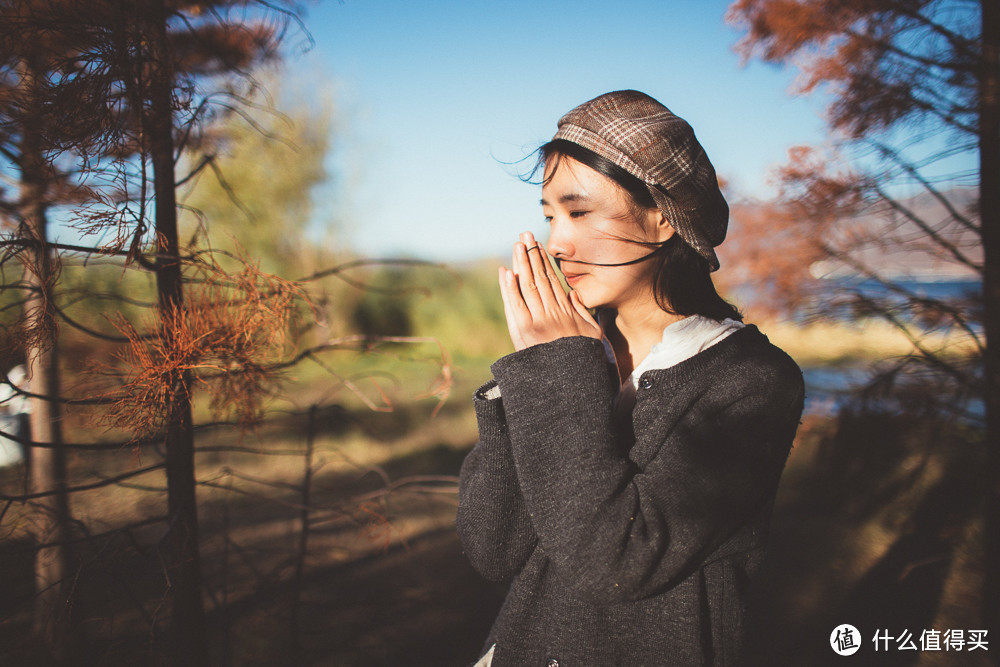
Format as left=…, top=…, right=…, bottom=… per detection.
left=533, top=139, right=742, bottom=322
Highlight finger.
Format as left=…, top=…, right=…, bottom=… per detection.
left=498, top=266, right=528, bottom=350
left=570, top=290, right=600, bottom=331
left=498, top=267, right=523, bottom=350
left=520, top=231, right=547, bottom=277
left=524, top=235, right=573, bottom=316
left=524, top=231, right=564, bottom=289
left=520, top=232, right=560, bottom=309
left=512, top=241, right=545, bottom=313
left=540, top=245, right=573, bottom=308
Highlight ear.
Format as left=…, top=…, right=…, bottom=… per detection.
left=647, top=210, right=676, bottom=244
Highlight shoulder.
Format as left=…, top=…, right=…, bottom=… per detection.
left=728, top=325, right=803, bottom=387
left=635, top=325, right=804, bottom=428
left=653, top=324, right=800, bottom=387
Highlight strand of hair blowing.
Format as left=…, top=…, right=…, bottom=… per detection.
left=554, top=244, right=665, bottom=268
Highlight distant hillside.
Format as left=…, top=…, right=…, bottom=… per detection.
left=809, top=187, right=981, bottom=281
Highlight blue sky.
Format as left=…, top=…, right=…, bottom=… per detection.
left=290, top=0, right=829, bottom=261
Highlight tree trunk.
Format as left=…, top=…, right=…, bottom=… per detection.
left=144, top=1, right=208, bottom=664
left=980, top=0, right=1000, bottom=651
left=19, top=55, right=76, bottom=661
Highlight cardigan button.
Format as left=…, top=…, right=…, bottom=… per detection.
left=639, top=376, right=654, bottom=390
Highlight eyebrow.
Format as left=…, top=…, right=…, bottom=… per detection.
left=539, top=193, right=593, bottom=206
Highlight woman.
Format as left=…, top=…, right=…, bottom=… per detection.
left=457, top=90, right=804, bottom=666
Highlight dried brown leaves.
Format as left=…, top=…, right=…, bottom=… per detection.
left=99, top=259, right=308, bottom=437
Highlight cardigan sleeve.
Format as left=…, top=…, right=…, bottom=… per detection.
left=492, top=334, right=804, bottom=604
left=456, top=380, right=538, bottom=582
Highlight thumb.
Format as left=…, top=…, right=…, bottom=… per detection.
left=570, top=290, right=600, bottom=332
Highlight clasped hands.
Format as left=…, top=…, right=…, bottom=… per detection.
left=499, top=231, right=601, bottom=351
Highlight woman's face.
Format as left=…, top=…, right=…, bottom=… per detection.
left=542, top=155, right=674, bottom=311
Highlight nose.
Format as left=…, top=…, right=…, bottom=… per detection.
left=545, top=218, right=574, bottom=260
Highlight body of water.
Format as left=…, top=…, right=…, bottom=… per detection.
left=795, top=276, right=982, bottom=418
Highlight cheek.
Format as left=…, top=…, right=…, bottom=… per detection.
left=580, top=230, right=632, bottom=263
left=593, top=263, right=658, bottom=299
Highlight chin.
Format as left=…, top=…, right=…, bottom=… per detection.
left=573, top=290, right=603, bottom=311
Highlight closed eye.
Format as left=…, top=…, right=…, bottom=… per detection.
left=542, top=210, right=588, bottom=223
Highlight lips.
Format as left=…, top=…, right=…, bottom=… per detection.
left=562, top=271, right=585, bottom=287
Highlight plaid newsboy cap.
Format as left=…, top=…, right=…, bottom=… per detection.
left=553, top=90, right=729, bottom=271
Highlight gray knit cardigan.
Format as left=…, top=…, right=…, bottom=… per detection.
left=456, top=326, right=804, bottom=666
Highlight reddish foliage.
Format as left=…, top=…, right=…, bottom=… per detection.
left=720, top=198, right=819, bottom=319
left=98, top=258, right=308, bottom=437
left=727, top=0, right=980, bottom=138
left=719, top=146, right=863, bottom=319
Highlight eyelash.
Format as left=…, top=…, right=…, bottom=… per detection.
left=543, top=211, right=588, bottom=223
